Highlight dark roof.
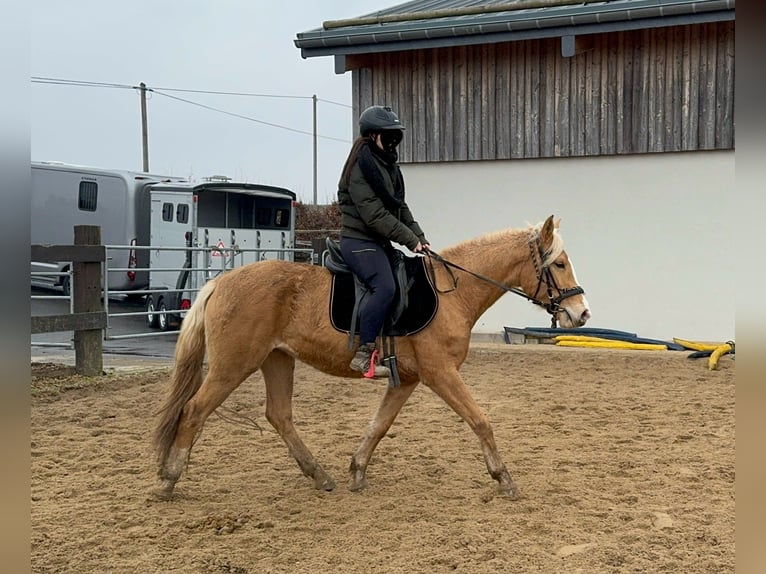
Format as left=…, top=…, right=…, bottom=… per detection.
left=295, top=0, right=735, bottom=58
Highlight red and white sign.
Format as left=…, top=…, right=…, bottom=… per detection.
left=211, top=240, right=226, bottom=257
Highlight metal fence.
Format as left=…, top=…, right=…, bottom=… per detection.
left=32, top=243, right=316, bottom=344
left=30, top=269, right=73, bottom=348
left=102, top=243, right=314, bottom=340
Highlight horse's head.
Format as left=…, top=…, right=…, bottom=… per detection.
left=520, top=215, right=591, bottom=328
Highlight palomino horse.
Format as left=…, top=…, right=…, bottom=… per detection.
left=153, top=215, right=590, bottom=500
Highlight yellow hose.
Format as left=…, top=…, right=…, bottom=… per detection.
left=554, top=335, right=615, bottom=343
left=708, top=343, right=733, bottom=370
left=673, top=338, right=724, bottom=352
left=556, top=340, right=667, bottom=351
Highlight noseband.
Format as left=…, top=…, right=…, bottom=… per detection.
left=426, top=235, right=584, bottom=327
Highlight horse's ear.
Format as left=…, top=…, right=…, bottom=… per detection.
left=540, top=215, right=555, bottom=250
left=554, top=217, right=561, bottom=229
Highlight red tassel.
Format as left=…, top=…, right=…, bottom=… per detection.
left=363, top=348, right=380, bottom=379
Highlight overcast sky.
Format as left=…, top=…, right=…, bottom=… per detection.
left=31, top=1, right=393, bottom=204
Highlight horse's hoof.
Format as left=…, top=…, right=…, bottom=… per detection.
left=315, top=474, right=336, bottom=491
left=150, top=486, right=175, bottom=501
left=349, top=477, right=368, bottom=492
left=498, top=483, right=521, bottom=500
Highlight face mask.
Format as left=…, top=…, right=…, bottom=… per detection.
left=380, top=130, right=403, bottom=152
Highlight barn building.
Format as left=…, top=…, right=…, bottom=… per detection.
left=295, top=0, right=735, bottom=342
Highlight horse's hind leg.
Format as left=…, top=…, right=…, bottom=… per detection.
left=349, top=380, right=419, bottom=491
left=156, top=366, right=254, bottom=499
left=425, top=368, right=520, bottom=499
left=261, top=349, right=336, bottom=491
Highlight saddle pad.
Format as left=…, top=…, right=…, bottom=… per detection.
left=329, top=255, right=438, bottom=337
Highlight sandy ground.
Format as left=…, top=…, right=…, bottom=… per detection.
left=31, top=344, right=734, bottom=574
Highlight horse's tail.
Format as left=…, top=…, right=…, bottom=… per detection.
left=153, top=278, right=218, bottom=468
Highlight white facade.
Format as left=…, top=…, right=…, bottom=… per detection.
left=402, top=149, right=735, bottom=342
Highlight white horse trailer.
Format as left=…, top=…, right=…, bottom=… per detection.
left=144, top=178, right=297, bottom=330
left=31, top=162, right=297, bottom=329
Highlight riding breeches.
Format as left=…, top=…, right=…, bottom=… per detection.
left=339, top=237, right=396, bottom=345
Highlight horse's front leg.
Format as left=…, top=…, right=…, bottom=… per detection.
left=349, top=380, right=419, bottom=491
left=262, top=350, right=335, bottom=491
left=424, top=368, right=520, bottom=499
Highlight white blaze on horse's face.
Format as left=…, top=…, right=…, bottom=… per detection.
left=530, top=215, right=590, bottom=328
left=550, top=251, right=591, bottom=328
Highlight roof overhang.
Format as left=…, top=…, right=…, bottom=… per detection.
left=295, top=0, right=735, bottom=65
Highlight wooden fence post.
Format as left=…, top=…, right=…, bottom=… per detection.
left=73, top=225, right=103, bottom=375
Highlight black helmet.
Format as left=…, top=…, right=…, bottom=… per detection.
left=359, top=105, right=405, bottom=137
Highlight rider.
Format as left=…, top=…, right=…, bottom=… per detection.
left=337, top=105, right=431, bottom=378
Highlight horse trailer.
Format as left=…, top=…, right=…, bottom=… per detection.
left=31, top=161, right=297, bottom=329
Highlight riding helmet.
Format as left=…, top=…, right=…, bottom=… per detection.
left=359, top=105, right=405, bottom=137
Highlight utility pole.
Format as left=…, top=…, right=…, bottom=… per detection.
left=139, top=82, right=149, bottom=172
left=312, top=94, right=318, bottom=205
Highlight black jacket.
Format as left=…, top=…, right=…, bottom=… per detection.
left=337, top=148, right=426, bottom=251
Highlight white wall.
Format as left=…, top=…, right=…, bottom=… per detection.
left=402, top=150, right=735, bottom=342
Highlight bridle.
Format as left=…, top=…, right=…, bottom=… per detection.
left=425, top=235, right=585, bottom=328
left=526, top=237, right=585, bottom=326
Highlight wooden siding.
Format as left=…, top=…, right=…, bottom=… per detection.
left=349, top=22, right=735, bottom=163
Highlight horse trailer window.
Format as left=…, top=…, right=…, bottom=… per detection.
left=226, top=193, right=255, bottom=229
left=196, top=191, right=226, bottom=227
left=176, top=203, right=189, bottom=224
left=274, top=208, right=289, bottom=228
left=196, top=190, right=293, bottom=230
left=162, top=202, right=174, bottom=222
left=256, top=208, right=271, bottom=226
left=78, top=181, right=98, bottom=211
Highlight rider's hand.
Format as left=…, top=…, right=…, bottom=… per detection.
left=413, top=242, right=431, bottom=254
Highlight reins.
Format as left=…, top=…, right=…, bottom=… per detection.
left=424, top=238, right=584, bottom=328
left=426, top=250, right=538, bottom=304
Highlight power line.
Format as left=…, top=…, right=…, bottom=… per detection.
left=150, top=85, right=312, bottom=100
left=31, top=77, right=134, bottom=90
left=151, top=89, right=350, bottom=143
left=31, top=76, right=335, bottom=101
left=317, top=97, right=352, bottom=108
left=31, top=75, right=353, bottom=142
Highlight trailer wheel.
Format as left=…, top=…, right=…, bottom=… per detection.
left=158, top=300, right=169, bottom=332
left=61, top=274, right=71, bottom=298
left=146, top=296, right=159, bottom=328
left=167, top=313, right=182, bottom=331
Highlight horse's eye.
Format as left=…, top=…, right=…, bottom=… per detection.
left=554, top=262, right=566, bottom=269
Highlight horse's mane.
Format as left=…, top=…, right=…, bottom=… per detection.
left=440, top=221, right=564, bottom=267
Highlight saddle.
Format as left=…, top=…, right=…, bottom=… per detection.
left=325, top=237, right=439, bottom=354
